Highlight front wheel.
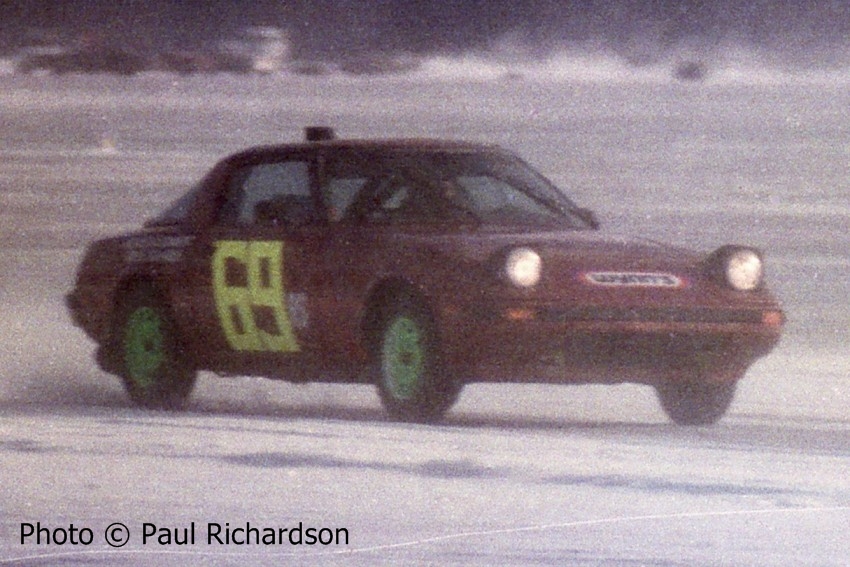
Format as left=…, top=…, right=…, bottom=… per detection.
left=373, top=297, right=460, bottom=422
left=116, top=287, right=196, bottom=410
left=655, top=380, right=736, bottom=426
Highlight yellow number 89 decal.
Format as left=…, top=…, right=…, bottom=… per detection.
left=212, top=240, right=300, bottom=352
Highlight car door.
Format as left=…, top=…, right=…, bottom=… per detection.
left=304, top=149, right=385, bottom=366
left=310, top=149, right=470, bottom=369
left=180, top=150, right=327, bottom=376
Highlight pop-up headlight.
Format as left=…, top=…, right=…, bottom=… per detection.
left=706, top=245, right=764, bottom=291
left=505, top=247, right=542, bottom=288
left=724, top=248, right=763, bottom=291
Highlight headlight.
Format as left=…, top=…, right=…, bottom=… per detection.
left=725, top=248, right=763, bottom=291
left=505, top=247, right=542, bottom=288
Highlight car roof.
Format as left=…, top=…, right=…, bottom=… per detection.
left=230, top=137, right=505, bottom=159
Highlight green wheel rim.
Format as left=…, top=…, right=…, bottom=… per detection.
left=124, top=306, right=165, bottom=389
left=382, top=316, right=425, bottom=401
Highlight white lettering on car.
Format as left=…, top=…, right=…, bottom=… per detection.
left=583, top=272, right=685, bottom=288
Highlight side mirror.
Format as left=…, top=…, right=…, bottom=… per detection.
left=574, top=208, right=600, bottom=230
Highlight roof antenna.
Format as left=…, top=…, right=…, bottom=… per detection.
left=304, top=126, right=336, bottom=142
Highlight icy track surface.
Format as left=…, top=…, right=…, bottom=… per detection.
left=1, top=67, right=850, bottom=564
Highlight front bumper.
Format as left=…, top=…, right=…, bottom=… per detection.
left=441, top=303, right=784, bottom=384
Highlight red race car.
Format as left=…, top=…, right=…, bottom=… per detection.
left=66, top=127, right=783, bottom=424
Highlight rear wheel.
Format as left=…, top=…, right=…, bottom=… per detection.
left=374, top=297, right=460, bottom=422
left=116, top=287, right=196, bottom=409
left=656, top=379, right=736, bottom=426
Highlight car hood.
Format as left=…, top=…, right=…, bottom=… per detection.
left=413, top=226, right=769, bottom=307
left=446, top=227, right=702, bottom=274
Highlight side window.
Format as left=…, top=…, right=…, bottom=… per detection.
left=344, top=172, right=435, bottom=223
left=324, top=176, right=370, bottom=222
left=344, top=172, right=424, bottom=223
left=325, top=154, right=455, bottom=224
left=456, top=175, right=512, bottom=212
left=323, top=154, right=372, bottom=222
left=221, top=160, right=315, bottom=226
left=369, top=176, right=423, bottom=221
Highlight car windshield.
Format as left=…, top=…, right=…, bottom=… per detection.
left=391, top=151, right=589, bottom=229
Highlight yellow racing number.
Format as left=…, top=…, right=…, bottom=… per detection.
left=212, top=240, right=300, bottom=352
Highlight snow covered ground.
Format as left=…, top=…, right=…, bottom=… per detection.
left=1, top=64, right=848, bottom=564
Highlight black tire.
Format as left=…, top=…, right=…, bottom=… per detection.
left=115, top=286, right=196, bottom=410
left=656, top=380, right=736, bottom=426
left=373, top=296, right=461, bottom=422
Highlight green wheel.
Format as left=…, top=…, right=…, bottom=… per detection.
left=382, top=315, right=427, bottom=401
left=117, top=287, right=196, bottom=409
left=374, top=297, right=460, bottom=422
